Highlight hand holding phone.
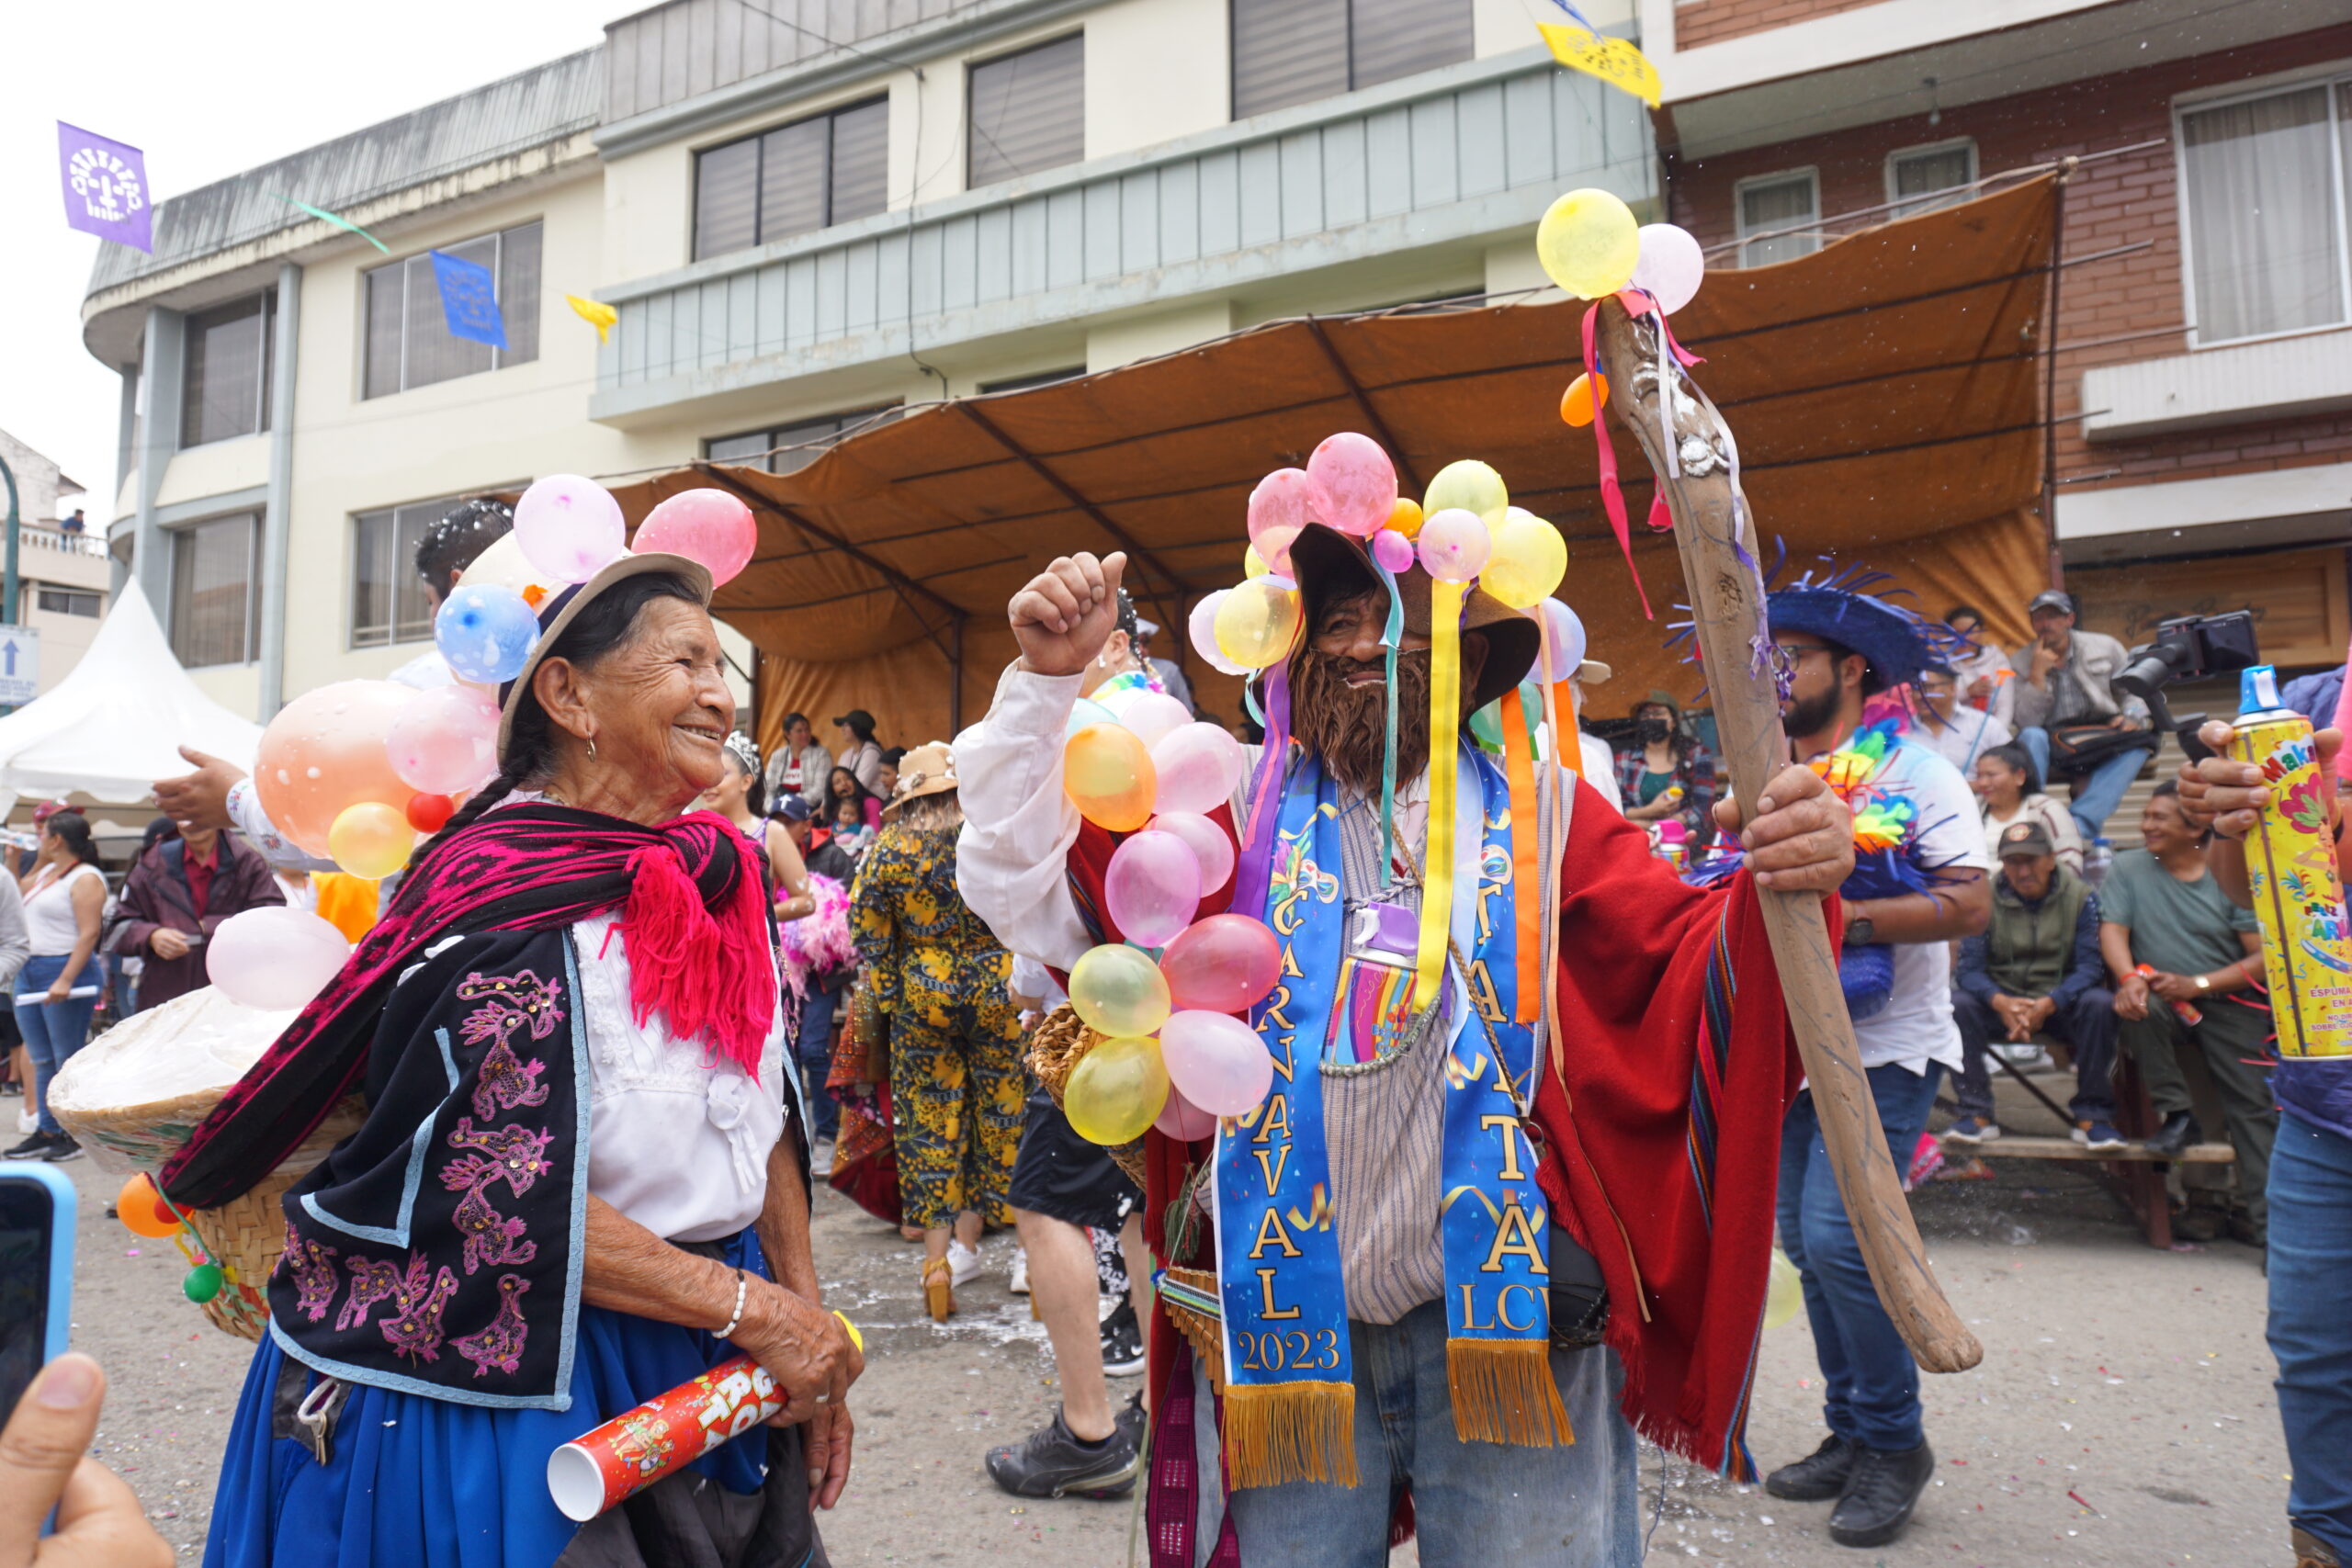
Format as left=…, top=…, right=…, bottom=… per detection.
left=0, top=1355, right=172, bottom=1567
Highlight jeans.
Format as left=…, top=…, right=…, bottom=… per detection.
left=1952, top=987, right=2116, bottom=1122
left=1779, top=1061, right=1943, bottom=1452
left=2269, top=1115, right=2352, bottom=1559
left=16, top=954, right=101, bottom=1135
left=1221, top=1299, right=1639, bottom=1566
left=2018, top=727, right=2147, bottom=840
left=2120, top=998, right=2277, bottom=1238
left=796, top=982, right=841, bottom=1140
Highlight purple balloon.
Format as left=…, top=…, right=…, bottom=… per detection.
left=1159, top=1010, right=1274, bottom=1117
left=1103, top=830, right=1202, bottom=948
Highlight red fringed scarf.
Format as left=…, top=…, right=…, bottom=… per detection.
left=163, top=803, right=774, bottom=1210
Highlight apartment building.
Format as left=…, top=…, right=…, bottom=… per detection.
left=83, top=0, right=1650, bottom=719
left=0, top=428, right=110, bottom=696
left=1642, top=0, right=2352, bottom=671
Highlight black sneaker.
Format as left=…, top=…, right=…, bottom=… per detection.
left=4, top=1131, right=56, bottom=1160
left=39, top=1134, right=82, bottom=1163
left=1099, top=1299, right=1145, bottom=1378
left=1764, top=1432, right=1859, bottom=1501
left=2144, top=1111, right=2200, bottom=1159
left=985, top=1408, right=1140, bottom=1499
left=1827, top=1440, right=1935, bottom=1548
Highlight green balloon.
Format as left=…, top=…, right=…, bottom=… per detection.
left=183, top=1264, right=224, bottom=1303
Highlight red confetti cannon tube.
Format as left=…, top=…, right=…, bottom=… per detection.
left=547, top=1355, right=784, bottom=1522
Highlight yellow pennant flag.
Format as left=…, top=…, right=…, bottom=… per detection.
left=566, top=294, right=618, bottom=344
left=1537, top=22, right=1661, bottom=109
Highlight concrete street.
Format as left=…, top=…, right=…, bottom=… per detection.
left=47, top=1134, right=2286, bottom=1566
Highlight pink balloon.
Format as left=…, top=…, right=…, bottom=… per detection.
left=1159, top=1010, right=1274, bottom=1116
left=1371, top=529, right=1415, bottom=574
left=1148, top=811, right=1234, bottom=895
left=386, top=684, right=502, bottom=795
left=1159, top=914, right=1280, bottom=1014
left=1306, top=433, right=1397, bottom=538
left=1152, top=722, right=1246, bottom=816
left=635, top=488, right=757, bottom=586
left=206, top=906, right=351, bottom=1010
left=1248, top=468, right=1316, bottom=547
left=1110, top=690, right=1193, bottom=750
left=514, top=474, right=627, bottom=583
left=1418, top=508, right=1491, bottom=583
left=1154, top=1086, right=1218, bottom=1142
left=1103, top=830, right=1203, bottom=948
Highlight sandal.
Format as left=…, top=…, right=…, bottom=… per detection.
left=923, top=1256, right=955, bottom=1323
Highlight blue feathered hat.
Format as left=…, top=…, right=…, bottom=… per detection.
left=1765, top=562, right=1969, bottom=696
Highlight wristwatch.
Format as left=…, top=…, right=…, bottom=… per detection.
left=1843, top=914, right=1876, bottom=948
left=2194, top=974, right=2211, bottom=991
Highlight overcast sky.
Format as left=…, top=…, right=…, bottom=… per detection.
left=1, top=1, right=617, bottom=517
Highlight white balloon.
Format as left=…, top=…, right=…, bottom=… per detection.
left=1110, top=690, right=1194, bottom=750
left=1152, top=723, right=1246, bottom=816
left=1539, top=599, right=1588, bottom=677
left=1630, top=223, right=1705, bottom=315
left=1189, top=592, right=1250, bottom=677
left=205, top=907, right=351, bottom=1011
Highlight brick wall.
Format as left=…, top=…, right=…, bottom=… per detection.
left=1672, top=0, right=1886, bottom=50
left=1666, top=24, right=2352, bottom=496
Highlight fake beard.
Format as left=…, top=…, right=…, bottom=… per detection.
left=1288, top=647, right=1433, bottom=797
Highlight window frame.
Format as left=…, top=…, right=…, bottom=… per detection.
left=1227, top=0, right=1473, bottom=122
left=690, top=96, right=891, bottom=263
left=705, top=404, right=904, bottom=474
left=1883, top=137, right=1979, bottom=219
left=178, top=293, right=275, bottom=449
left=1734, top=167, right=1822, bottom=269
left=166, top=512, right=262, bottom=669
left=359, top=220, right=543, bottom=400
left=2171, top=66, right=2352, bottom=350
left=967, top=33, right=1088, bottom=190
left=33, top=585, right=101, bottom=618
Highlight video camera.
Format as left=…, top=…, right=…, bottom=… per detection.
left=2110, top=610, right=2261, bottom=762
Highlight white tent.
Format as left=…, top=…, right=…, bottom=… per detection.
left=0, top=581, right=263, bottom=805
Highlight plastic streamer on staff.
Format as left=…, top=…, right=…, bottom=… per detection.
left=1533, top=631, right=1571, bottom=1077
left=1413, top=581, right=1467, bottom=1012
left=1497, top=687, right=1544, bottom=1024
left=1580, top=304, right=1651, bottom=618
left=1370, top=547, right=1407, bottom=878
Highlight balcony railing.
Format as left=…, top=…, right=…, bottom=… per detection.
left=591, top=46, right=1653, bottom=423
left=18, top=525, right=107, bottom=558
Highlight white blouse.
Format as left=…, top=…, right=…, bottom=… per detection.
left=573, top=913, right=794, bottom=1243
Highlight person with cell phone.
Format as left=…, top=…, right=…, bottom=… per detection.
left=105, top=816, right=282, bottom=1015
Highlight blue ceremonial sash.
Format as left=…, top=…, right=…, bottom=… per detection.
left=1212, top=744, right=1569, bottom=1492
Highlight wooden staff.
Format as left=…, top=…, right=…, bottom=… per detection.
left=1594, top=298, right=1983, bottom=1375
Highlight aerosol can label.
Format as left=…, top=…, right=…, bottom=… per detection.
left=2231, top=665, right=2352, bottom=1057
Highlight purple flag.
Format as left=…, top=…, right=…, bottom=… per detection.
left=58, top=122, right=152, bottom=253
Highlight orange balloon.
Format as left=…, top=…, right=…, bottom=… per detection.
left=1560, top=372, right=1609, bottom=429
left=1064, top=723, right=1158, bottom=832
left=254, top=681, right=419, bottom=858
left=117, top=1173, right=182, bottom=1238
left=1386, top=497, right=1425, bottom=539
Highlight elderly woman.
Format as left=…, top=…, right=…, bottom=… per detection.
left=161, top=555, right=861, bottom=1568
left=850, top=742, right=1024, bottom=1320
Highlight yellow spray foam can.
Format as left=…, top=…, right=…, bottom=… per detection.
left=2230, top=664, right=2352, bottom=1057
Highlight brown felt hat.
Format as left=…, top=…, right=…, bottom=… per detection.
left=1283, top=523, right=1541, bottom=713
left=496, top=550, right=716, bottom=756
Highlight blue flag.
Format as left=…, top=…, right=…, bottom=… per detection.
left=430, top=249, right=506, bottom=350
left=58, top=123, right=153, bottom=253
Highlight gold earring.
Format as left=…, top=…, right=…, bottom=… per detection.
left=587, top=735, right=597, bottom=759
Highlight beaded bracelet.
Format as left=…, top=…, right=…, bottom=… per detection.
left=715, top=1268, right=748, bottom=1340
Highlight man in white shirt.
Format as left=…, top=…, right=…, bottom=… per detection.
left=1761, top=583, right=1990, bottom=1551
left=1908, top=662, right=2011, bottom=774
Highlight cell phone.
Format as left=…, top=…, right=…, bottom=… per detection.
left=0, top=1164, right=77, bottom=1429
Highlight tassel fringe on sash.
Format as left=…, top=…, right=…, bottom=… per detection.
left=1223, top=1382, right=1362, bottom=1491
left=1446, top=1339, right=1577, bottom=1448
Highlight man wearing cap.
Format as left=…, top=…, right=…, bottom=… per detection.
left=956, top=534, right=1856, bottom=1565
left=2013, top=589, right=2154, bottom=840
left=1948, top=818, right=2121, bottom=1150
left=1762, top=581, right=1990, bottom=1549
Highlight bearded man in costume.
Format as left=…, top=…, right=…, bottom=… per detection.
left=956, top=527, right=1855, bottom=1566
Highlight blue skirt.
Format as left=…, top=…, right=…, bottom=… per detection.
left=204, top=1229, right=782, bottom=1568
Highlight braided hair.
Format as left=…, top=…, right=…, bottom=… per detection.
left=406, top=571, right=707, bottom=869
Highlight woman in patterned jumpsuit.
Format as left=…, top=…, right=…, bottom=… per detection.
left=850, top=741, right=1026, bottom=1320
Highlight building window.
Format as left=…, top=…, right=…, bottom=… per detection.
left=349, top=496, right=463, bottom=649
left=707, top=406, right=902, bottom=475
left=2179, top=77, right=2352, bottom=344
left=361, top=221, right=541, bottom=399
left=1886, top=139, right=1977, bottom=219
left=34, top=586, right=100, bottom=618
left=180, top=295, right=274, bottom=447
left=978, top=367, right=1085, bottom=394
left=693, top=98, right=889, bottom=261
left=1231, top=0, right=1471, bottom=119
left=968, top=35, right=1085, bottom=187
left=168, top=513, right=259, bottom=668
left=1736, top=170, right=1821, bottom=268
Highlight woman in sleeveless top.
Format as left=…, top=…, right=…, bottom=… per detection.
left=6, top=812, right=106, bottom=1160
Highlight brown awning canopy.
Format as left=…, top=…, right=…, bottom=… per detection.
left=596, top=175, right=2055, bottom=750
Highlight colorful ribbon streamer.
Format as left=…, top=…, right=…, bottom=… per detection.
left=1498, top=688, right=1543, bottom=1024
left=1415, top=581, right=1467, bottom=1012
left=1580, top=304, right=1652, bottom=619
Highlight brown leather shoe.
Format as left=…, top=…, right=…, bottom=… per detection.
left=2294, top=1526, right=2342, bottom=1568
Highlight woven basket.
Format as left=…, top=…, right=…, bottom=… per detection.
left=1159, top=1265, right=1226, bottom=1391
left=1025, top=1004, right=1148, bottom=1190
left=185, top=1160, right=316, bottom=1341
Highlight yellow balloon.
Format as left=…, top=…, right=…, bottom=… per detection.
left=1243, top=544, right=1269, bottom=578
left=328, top=801, right=414, bottom=880
left=1214, top=579, right=1302, bottom=670
left=1764, top=1245, right=1804, bottom=1330
left=1069, top=944, right=1172, bottom=1039
left=1422, top=460, right=1508, bottom=528
left=1483, top=507, right=1568, bottom=609
left=1536, top=187, right=1641, bottom=300
left=1387, top=497, right=1425, bottom=539
left=1064, top=724, right=1158, bottom=831
left=1064, top=1035, right=1170, bottom=1145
